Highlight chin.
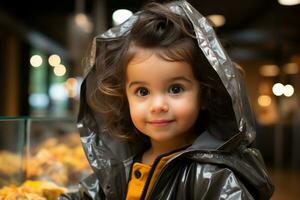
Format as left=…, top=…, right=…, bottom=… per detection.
left=150, top=134, right=180, bottom=142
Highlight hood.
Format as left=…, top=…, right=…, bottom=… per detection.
left=77, top=1, right=271, bottom=199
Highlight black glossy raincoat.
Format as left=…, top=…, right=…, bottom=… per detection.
left=60, top=1, right=274, bottom=199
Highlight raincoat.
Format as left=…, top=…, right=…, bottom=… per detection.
left=60, top=1, right=274, bottom=199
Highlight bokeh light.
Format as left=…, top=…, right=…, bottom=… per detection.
left=284, top=84, right=294, bottom=97
left=272, top=83, right=285, bottom=96
left=258, top=95, right=272, bottom=107
left=54, top=64, right=66, bottom=76
left=112, top=9, right=133, bottom=26
left=48, top=54, right=61, bottom=67
left=30, top=55, right=43, bottom=67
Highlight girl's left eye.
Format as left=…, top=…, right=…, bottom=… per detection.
left=169, top=85, right=184, bottom=94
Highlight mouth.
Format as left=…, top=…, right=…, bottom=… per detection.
left=147, top=119, right=175, bottom=126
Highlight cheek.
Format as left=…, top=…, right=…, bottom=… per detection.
left=174, top=101, right=199, bottom=118
left=128, top=100, right=146, bottom=124
left=173, top=94, right=200, bottom=123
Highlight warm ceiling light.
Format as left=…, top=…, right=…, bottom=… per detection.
left=112, top=9, right=133, bottom=26
left=259, top=64, right=279, bottom=77
left=30, top=55, right=43, bottom=67
left=278, top=0, right=300, bottom=6
left=258, top=95, right=272, bottom=107
left=48, top=54, right=61, bottom=67
left=207, top=14, right=226, bottom=27
left=54, top=64, right=66, bottom=76
left=272, top=83, right=285, bottom=96
left=284, top=84, right=294, bottom=97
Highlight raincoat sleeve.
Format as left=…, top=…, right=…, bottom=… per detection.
left=59, top=173, right=105, bottom=200
left=202, top=167, right=254, bottom=199
left=187, top=163, right=255, bottom=200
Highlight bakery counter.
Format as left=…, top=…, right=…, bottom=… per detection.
left=0, top=117, right=92, bottom=199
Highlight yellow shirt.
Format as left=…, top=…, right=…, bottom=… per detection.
left=126, top=162, right=151, bottom=200
left=125, top=152, right=180, bottom=200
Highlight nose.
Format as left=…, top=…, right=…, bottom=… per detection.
left=149, top=95, right=169, bottom=113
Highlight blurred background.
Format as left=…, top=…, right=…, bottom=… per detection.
left=0, top=0, right=299, bottom=199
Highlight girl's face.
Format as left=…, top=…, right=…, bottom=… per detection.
left=125, top=48, right=201, bottom=145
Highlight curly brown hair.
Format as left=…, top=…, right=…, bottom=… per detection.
left=88, top=2, right=234, bottom=142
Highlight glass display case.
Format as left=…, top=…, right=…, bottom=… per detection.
left=0, top=118, right=25, bottom=187
left=0, top=117, right=92, bottom=199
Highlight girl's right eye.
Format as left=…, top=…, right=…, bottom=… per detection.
left=135, top=87, right=149, bottom=97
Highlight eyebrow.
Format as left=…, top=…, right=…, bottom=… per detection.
left=127, top=76, right=193, bottom=88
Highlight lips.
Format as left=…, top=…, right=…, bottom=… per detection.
left=147, top=119, right=175, bottom=126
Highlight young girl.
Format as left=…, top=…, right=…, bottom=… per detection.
left=61, top=1, right=274, bottom=199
